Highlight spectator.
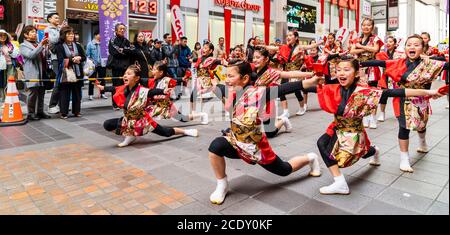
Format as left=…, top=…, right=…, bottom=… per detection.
left=213, top=37, right=225, bottom=58
left=131, top=31, right=152, bottom=79
left=10, top=33, right=20, bottom=49
left=0, top=30, right=20, bottom=102
left=86, top=31, right=107, bottom=100
left=150, top=39, right=164, bottom=66
left=20, top=25, right=51, bottom=121
left=162, top=33, right=179, bottom=78
left=74, top=31, right=85, bottom=52
left=246, top=37, right=255, bottom=62
left=107, top=23, right=131, bottom=109
left=55, top=26, right=86, bottom=119
left=175, top=36, right=192, bottom=99
left=45, top=12, right=63, bottom=114
left=192, top=42, right=202, bottom=61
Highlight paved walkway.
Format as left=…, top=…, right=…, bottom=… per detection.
left=0, top=82, right=448, bottom=215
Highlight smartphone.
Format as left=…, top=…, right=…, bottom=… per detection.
left=44, top=32, right=49, bottom=39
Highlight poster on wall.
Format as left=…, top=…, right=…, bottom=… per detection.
left=287, top=1, right=317, bottom=34
left=0, top=4, right=4, bottom=21
left=99, top=0, right=128, bottom=65
left=27, top=0, right=45, bottom=19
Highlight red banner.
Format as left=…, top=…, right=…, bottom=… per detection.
left=224, top=8, right=232, bottom=56
left=339, top=8, right=344, bottom=28
left=264, top=0, right=270, bottom=45
left=356, top=0, right=360, bottom=32
left=170, top=0, right=180, bottom=43
left=320, top=0, right=325, bottom=24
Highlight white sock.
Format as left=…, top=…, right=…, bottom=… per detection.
left=184, top=129, right=198, bottom=137
left=400, top=151, right=414, bottom=172
left=210, top=177, right=229, bottom=204
left=118, top=136, right=137, bottom=147
left=307, top=153, right=321, bottom=176
left=334, top=175, right=346, bottom=184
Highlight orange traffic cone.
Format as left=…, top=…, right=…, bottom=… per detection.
left=0, top=76, right=28, bottom=127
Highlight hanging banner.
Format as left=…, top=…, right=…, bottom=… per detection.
left=224, top=8, right=232, bottom=56
left=263, top=0, right=270, bottom=45
left=27, top=0, right=45, bottom=19
left=171, top=5, right=185, bottom=40
left=387, top=0, right=399, bottom=31
left=99, top=0, right=128, bottom=65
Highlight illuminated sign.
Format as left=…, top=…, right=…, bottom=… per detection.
left=67, top=0, right=99, bottom=12
left=215, top=0, right=261, bottom=12
left=129, top=0, right=158, bottom=17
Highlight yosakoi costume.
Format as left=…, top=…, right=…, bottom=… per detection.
left=209, top=80, right=308, bottom=176
left=316, top=83, right=412, bottom=168
left=352, top=35, right=384, bottom=87
left=194, top=56, right=221, bottom=93
left=102, top=84, right=181, bottom=138
left=376, top=50, right=405, bottom=89
left=361, top=58, right=448, bottom=134
left=277, top=44, right=306, bottom=103
left=147, top=76, right=177, bottom=119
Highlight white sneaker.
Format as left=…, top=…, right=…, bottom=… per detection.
left=320, top=180, right=350, bottom=195
left=101, top=94, right=108, bottom=99
left=307, top=153, right=321, bottom=177
left=377, top=112, right=386, bottom=122
left=48, top=106, right=60, bottom=114
left=280, top=116, right=293, bottom=132
left=369, top=116, right=377, bottom=129
left=369, top=146, right=381, bottom=166
left=184, top=129, right=199, bottom=137
left=200, top=112, right=209, bottom=125
left=363, top=116, right=370, bottom=128
left=296, top=105, right=307, bottom=116
left=210, top=178, right=229, bottom=205
left=89, top=95, right=94, bottom=101
left=118, top=136, right=137, bottom=148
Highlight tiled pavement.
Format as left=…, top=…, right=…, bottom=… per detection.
left=0, top=83, right=448, bottom=215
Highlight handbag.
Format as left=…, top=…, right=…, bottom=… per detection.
left=62, top=67, right=78, bottom=83
left=15, top=67, right=25, bottom=90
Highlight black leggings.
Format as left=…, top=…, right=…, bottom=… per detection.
left=208, top=137, right=293, bottom=177
left=398, top=126, right=426, bottom=140
left=103, top=118, right=176, bottom=137
left=263, top=119, right=280, bottom=138
left=279, top=79, right=303, bottom=102
left=379, top=92, right=389, bottom=105
left=317, top=133, right=377, bottom=168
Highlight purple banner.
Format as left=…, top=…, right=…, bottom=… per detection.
left=99, top=0, right=128, bottom=66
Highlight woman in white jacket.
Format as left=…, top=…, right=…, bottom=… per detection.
left=0, top=29, right=19, bottom=102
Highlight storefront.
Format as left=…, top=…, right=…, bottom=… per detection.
left=128, top=0, right=159, bottom=42
left=163, top=0, right=276, bottom=51
left=64, top=0, right=99, bottom=46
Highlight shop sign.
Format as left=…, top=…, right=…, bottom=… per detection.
left=330, top=0, right=357, bottom=11
left=67, top=0, right=99, bottom=12
left=27, top=0, right=45, bottom=19
left=362, top=0, right=371, bottom=16
left=141, top=30, right=153, bottom=40
left=0, top=5, right=4, bottom=21
left=171, top=5, right=185, bottom=40
left=44, top=0, right=57, bottom=16
left=215, top=0, right=261, bottom=12
left=129, top=0, right=158, bottom=17
left=387, top=0, right=399, bottom=31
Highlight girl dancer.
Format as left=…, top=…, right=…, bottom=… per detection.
left=349, top=18, right=384, bottom=129
left=147, top=61, right=208, bottom=124
left=251, top=48, right=315, bottom=137
left=262, top=30, right=318, bottom=118
left=97, top=65, right=199, bottom=147
left=361, top=34, right=448, bottom=172
left=317, top=58, right=446, bottom=195
left=375, top=36, right=405, bottom=122
left=208, top=60, right=321, bottom=205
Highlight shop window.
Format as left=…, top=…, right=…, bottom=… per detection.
left=185, top=15, right=198, bottom=48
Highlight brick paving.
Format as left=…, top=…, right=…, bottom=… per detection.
left=0, top=144, right=192, bottom=215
